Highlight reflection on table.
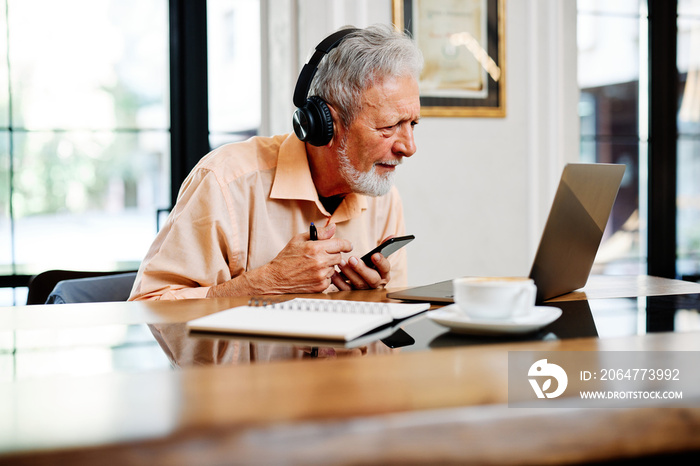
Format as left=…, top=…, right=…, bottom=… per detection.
left=148, top=293, right=700, bottom=368
left=4, top=290, right=700, bottom=381
left=416, top=293, right=700, bottom=350
left=150, top=323, right=395, bottom=367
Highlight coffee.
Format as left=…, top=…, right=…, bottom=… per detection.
left=452, top=277, right=537, bottom=320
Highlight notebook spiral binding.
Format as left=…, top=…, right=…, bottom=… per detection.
left=247, top=297, right=390, bottom=315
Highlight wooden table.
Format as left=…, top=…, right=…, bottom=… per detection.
left=2, top=275, right=700, bottom=465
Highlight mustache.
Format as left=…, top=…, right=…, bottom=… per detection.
left=374, top=159, right=403, bottom=167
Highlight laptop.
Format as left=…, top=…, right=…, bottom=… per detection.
left=387, top=163, right=626, bottom=304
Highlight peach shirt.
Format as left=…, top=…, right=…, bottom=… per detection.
left=129, top=134, right=408, bottom=301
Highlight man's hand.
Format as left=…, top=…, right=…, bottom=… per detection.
left=208, top=223, right=353, bottom=298
left=261, top=223, right=353, bottom=293
left=208, top=225, right=394, bottom=298
left=332, top=236, right=393, bottom=291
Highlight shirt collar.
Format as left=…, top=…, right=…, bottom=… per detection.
left=270, top=134, right=367, bottom=222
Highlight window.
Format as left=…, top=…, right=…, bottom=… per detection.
left=579, top=0, right=699, bottom=281
left=578, top=0, right=646, bottom=275
left=0, top=0, right=263, bottom=305
left=678, top=0, right=700, bottom=280
left=207, top=0, right=260, bottom=149
left=0, top=0, right=170, bottom=305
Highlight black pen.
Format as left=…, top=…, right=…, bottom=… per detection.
left=309, top=222, right=319, bottom=358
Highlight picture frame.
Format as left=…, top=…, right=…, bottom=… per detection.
left=392, top=0, right=506, bottom=117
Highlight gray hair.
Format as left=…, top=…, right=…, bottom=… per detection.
left=309, top=24, right=423, bottom=130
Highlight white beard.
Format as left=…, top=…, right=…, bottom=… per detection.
left=336, top=135, right=398, bottom=197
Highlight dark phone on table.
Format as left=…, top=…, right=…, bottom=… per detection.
left=360, top=235, right=415, bottom=268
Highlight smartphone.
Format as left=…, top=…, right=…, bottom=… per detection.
left=360, top=234, right=415, bottom=268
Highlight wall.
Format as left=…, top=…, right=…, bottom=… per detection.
left=264, top=0, right=579, bottom=286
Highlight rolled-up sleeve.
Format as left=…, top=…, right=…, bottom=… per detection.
left=129, top=167, right=237, bottom=301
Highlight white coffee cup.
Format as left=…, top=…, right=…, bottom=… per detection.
left=452, top=277, right=537, bottom=320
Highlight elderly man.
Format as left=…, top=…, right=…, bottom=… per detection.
left=129, top=25, right=422, bottom=301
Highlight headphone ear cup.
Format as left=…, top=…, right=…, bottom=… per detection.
left=309, top=96, right=334, bottom=146
left=293, top=96, right=334, bottom=146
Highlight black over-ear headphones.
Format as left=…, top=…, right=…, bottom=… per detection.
left=292, top=28, right=359, bottom=146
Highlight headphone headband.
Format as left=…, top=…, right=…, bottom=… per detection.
left=292, top=28, right=359, bottom=146
left=292, top=28, right=360, bottom=108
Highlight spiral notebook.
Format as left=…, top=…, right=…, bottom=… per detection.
left=186, top=298, right=430, bottom=341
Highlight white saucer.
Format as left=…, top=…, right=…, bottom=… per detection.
left=427, top=304, right=562, bottom=336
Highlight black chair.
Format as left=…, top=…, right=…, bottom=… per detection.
left=26, top=270, right=138, bottom=305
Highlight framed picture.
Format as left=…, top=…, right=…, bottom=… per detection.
left=392, top=0, right=505, bottom=117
